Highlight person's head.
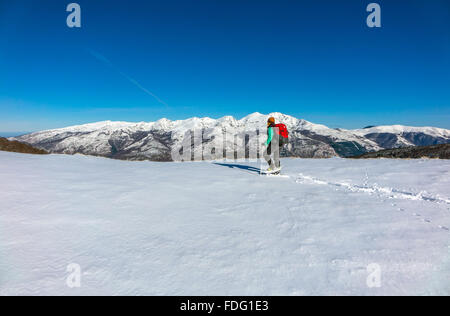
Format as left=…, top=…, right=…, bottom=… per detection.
left=267, top=117, right=275, bottom=127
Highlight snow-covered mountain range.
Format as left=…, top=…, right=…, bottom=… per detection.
left=11, top=113, right=450, bottom=160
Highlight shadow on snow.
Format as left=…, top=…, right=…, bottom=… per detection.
left=213, top=162, right=262, bottom=174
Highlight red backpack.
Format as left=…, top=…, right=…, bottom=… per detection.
left=274, top=123, right=289, bottom=139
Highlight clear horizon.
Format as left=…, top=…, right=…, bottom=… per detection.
left=1, top=0, right=449, bottom=132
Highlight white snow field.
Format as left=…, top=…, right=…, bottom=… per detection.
left=0, top=151, right=449, bottom=296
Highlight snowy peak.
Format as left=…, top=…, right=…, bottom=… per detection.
left=240, top=112, right=265, bottom=122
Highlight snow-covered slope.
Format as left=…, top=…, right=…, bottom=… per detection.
left=0, top=151, right=449, bottom=295
left=353, top=125, right=450, bottom=149
left=12, top=113, right=450, bottom=160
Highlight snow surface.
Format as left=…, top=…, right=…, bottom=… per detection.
left=0, top=151, right=449, bottom=295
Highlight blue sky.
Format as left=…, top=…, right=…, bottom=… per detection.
left=0, top=0, right=449, bottom=133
